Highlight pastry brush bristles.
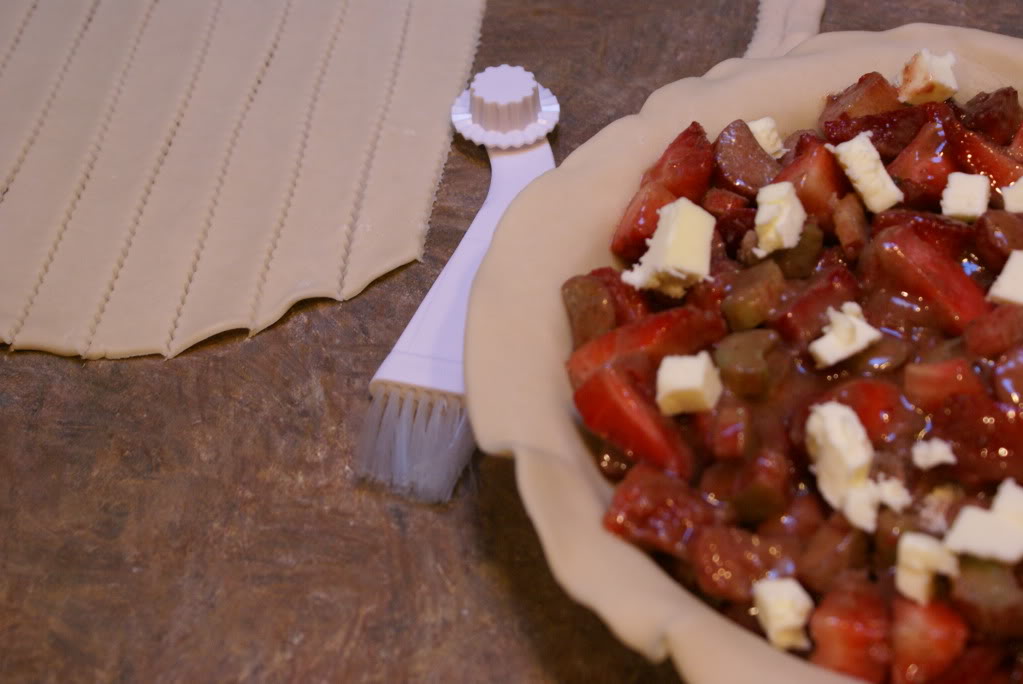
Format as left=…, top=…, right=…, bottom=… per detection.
left=355, top=384, right=475, bottom=502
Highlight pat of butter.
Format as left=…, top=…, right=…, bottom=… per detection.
left=805, top=401, right=873, bottom=515
left=656, top=351, right=723, bottom=415
left=748, top=117, right=786, bottom=159
left=753, top=181, right=806, bottom=257
left=808, top=302, right=883, bottom=368
left=1002, top=182, right=1023, bottom=212
left=621, top=196, right=714, bottom=298
left=897, top=49, right=958, bottom=105
left=896, top=532, right=959, bottom=604
left=911, top=438, right=957, bottom=470
left=752, top=577, right=814, bottom=651
left=941, top=172, right=990, bottom=222
left=827, top=133, right=904, bottom=213
left=988, top=250, right=1023, bottom=306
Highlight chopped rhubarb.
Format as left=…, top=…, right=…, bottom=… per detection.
left=604, top=463, right=729, bottom=559
left=769, top=264, right=860, bottom=345
left=931, top=646, right=1012, bottom=684
left=714, top=207, right=756, bottom=255
left=773, top=221, right=824, bottom=278
left=713, top=120, right=781, bottom=199
left=772, top=136, right=847, bottom=228
left=587, top=267, right=650, bottom=324
left=798, top=514, right=869, bottom=594
left=951, top=557, right=1023, bottom=639
left=610, top=181, right=676, bottom=263
left=641, top=121, right=715, bottom=201
left=689, top=525, right=799, bottom=602
left=731, top=448, right=794, bottom=524
left=886, top=119, right=958, bottom=209
left=810, top=575, right=892, bottom=684
left=566, top=306, right=727, bottom=388
left=818, top=71, right=903, bottom=129
left=721, top=260, right=785, bottom=331
left=692, top=389, right=756, bottom=462
left=756, top=490, right=826, bottom=542
left=832, top=193, right=870, bottom=259
left=574, top=356, right=695, bottom=478
left=975, top=209, right=1023, bottom=271
left=964, top=304, right=1023, bottom=357
left=904, top=357, right=986, bottom=413
left=1009, top=120, right=1023, bottom=161
left=872, top=209, right=973, bottom=260
left=993, top=344, right=1023, bottom=405
left=945, top=115, right=1023, bottom=191
left=961, top=87, right=1023, bottom=146
left=874, top=224, right=990, bottom=334
left=935, top=394, right=1023, bottom=487
left=891, top=598, right=968, bottom=684
left=713, top=329, right=780, bottom=398
left=701, top=187, right=749, bottom=217
left=561, top=274, right=617, bottom=349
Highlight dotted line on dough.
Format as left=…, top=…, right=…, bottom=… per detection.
left=164, top=0, right=296, bottom=356
left=0, top=0, right=39, bottom=84
left=82, top=0, right=225, bottom=358
left=0, top=0, right=100, bottom=210
left=247, top=0, right=351, bottom=331
left=336, top=0, right=413, bottom=298
left=8, top=0, right=159, bottom=346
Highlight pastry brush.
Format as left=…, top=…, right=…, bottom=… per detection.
left=355, top=65, right=558, bottom=502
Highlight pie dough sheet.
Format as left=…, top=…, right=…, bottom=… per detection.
left=0, top=0, right=484, bottom=358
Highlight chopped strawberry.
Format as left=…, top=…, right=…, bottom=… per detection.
left=993, top=344, right=1023, bottom=405
left=701, top=187, right=749, bottom=217
left=904, top=357, right=987, bottom=413
left=731, top=448, right=794, bottom=524
left=562, top=274, right=617, bottom=349
left=1009, top=119, right=1023, bottom=161
left=641, top=121, right=715, bottom=201
left=798, top=514, right=870, bottom=594
left=964, top=304, right=1023, bottom=357
left=566, top=306, right=727, bottom=388
left=935, top=395, right=1023, bottom=487
left=886, top=120, right=958, bottom=209
left=779, top=130, right=824, bottom=166
left=872, top=209, right=973, bottom=261
left=818, top=71, right=904, bottom=129
left=930, top=646, right=1010, bottom=684
left=810, top=575, right=892, bottom=684
left=874, top=224, right=990, bottom=334
left=819, top=378, right=917, bottom=446
left=713, top=120, right=781, bottom=199
left=961, top=87, right=1023, bottom=146
left=975, top=209, right=1023, bottom=271
left=891, top=597, right=968, bottom=684
left=587, top=267, right=650, bottom=324
left=611, top=182, right=676, bottom=263
left=574, top=355, right=695, bottom=477
left=689, top=525, right=799, bottom=602
left=769, top=264, right=860, bottom=345
left=823, top=105, right=932, bottom=161
left=714, top=207, right=756, bottom=255
left=692, top=389, right=756, bottom=461
left=772, top=136, right=847, bottom=228
left=944, top=115, right=1023, bottom=191
left=604, top=463, right=730, bottom=559
left=832, top=192, right=869, bottom=259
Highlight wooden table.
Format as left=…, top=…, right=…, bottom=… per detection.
left=3, top=1, right=1022, bottom=681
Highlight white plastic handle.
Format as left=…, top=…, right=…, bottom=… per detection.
left=371, top=140, right=555, bottom=395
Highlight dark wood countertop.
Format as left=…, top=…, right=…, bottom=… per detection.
left=3, top=1, right=1022, bottom=681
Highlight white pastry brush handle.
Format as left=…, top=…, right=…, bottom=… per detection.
left=371, top=141, right=555, bottom=395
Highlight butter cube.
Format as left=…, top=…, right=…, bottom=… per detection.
left=944, top=505, right=1023, bottom=564
left=753, top=181, right=806, bottom=257
left=991, top=478, right=1023, bottom=526
left=827, top=133, right=904, bottom=212
left=898, top=49, right=958, bottom=105
left=752, top=577, right=814, bottom=651
left=844, top=480, right=882, bottom=533
left=941, top=172, right=990, bottom=221
left=896, top=532, right=959, bottom=604
left=805, top=401, right=874, bottom=514
left=878, top=476, right=912, bottom=513
left=656, top=351, right=723, bottom=415
left=621, top=196, right=714, bottom=298
left=748, top=117, right=786, bottom=159
left=911, top=438, right=957, bottom=469
left=808, top=302, right=883, bottom=368
left=988, top=250, right=1023, bottom=306
left=1002, top=182, right=1023, bottom=212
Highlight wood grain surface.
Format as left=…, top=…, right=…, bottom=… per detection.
left=2, top=1, right=1022, bottom=682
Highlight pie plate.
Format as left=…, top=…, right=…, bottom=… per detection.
left=464, top=23, right=1023, bottom=684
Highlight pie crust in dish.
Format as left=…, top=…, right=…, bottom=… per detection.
left=464, top=23, right=1023, bottom=684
